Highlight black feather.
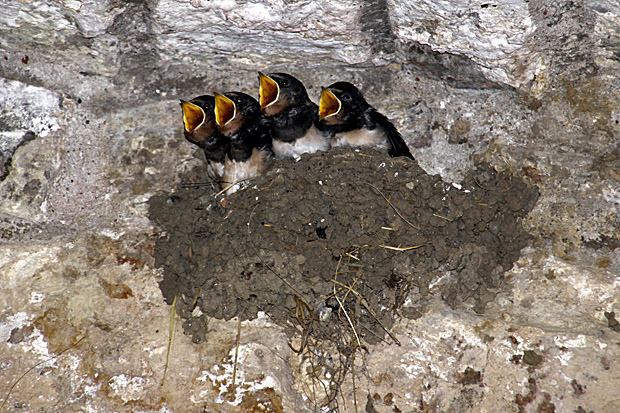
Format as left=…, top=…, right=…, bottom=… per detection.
left=223, top=92, right=274, bottom=162
left=263, top=73, right=319, bottom=142
left=182, top=95, right=228, bottom=176
left=271, top=100, right=318, bottom=143
left=320, top=82, right=414, bottom=160
left=368, top=110, right=414, bottom=159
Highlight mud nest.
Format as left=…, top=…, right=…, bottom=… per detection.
left=149, top=147, right=539, bottom=347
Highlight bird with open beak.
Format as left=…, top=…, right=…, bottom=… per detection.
left=214, top=91, right=274, bottom=194
left=180, top=95, right=228, bottom=182
left=318, top=82, right=414, bottom=159
left=259, top=72, right=329, bottom=159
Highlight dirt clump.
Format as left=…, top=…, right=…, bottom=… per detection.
left=149, top=147, right=539, bottom=347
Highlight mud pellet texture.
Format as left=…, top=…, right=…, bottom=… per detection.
left=149, top=147, right=539, bottom=345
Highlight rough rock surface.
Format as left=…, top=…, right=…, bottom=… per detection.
left=2, top=0, right=620, bottom=412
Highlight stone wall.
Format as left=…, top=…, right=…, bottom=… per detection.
left=1, top=1, right=620, bottom=411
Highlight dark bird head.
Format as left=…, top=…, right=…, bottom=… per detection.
left=180, top=95, right=218, bottom=146
left=214, top=92, right=262, bottom=136
left=259, top=72, right=311, bottom=116
left=318, top=82, right=371, bottom=127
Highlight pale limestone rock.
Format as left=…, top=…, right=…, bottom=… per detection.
left=1, top=0, right=620, bottom=411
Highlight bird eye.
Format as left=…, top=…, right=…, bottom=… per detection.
left=235, top=97, right=242, bottom=103
left=281, top=80, right=289, bottom=87
left=341, top=93, right=351, bottom=101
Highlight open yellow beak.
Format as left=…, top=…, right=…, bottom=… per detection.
left=214, top=93, right=236, bottom=127
left=180, top=100, right=205, bottom=133
left=258, top=72, right=280, bottom=110
left=318, top=88, right=341, bottom=120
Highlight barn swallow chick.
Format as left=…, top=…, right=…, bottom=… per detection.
left=214, top=92, right=274, bottom=194
left=259, top=72, right=329, bottom=159
left=180, top=95, right=228, bottom=181
left=318, top=82, right=414, bottom=159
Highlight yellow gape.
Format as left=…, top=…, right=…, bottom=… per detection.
left=318, top=88, right=341, bottom=120
left=180, top=100, right=205, bottom=133
left=258, top=72, right=280, bottom=110
left=214, top=93, right=237, bottom=127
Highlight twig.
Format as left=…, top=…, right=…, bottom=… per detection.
left=432, top=213, right=452, bottom=222
left=330, top=255, right=361, bottom=356
left=246, top=204, right=305, bottom=298
left=231, top=314, right=242, bottom=392
left=162, top=293, right=178, bottom=386
left=358, top=322, right=391, bottom=346
left=191, top=285, right=201, bottom=311
left=215, top=177, right=255, bottom=197
left=294, top=296, right=315, bottom=329
left=333, top=294, right=362, bottom=349
left=340, top=276, right=360, bottom=305
left=287, top=328, right=309, bottom=354
left=379, top=244, right=425, bottom=251
left=328, top=279, right=363, bottom=299
left=181, top=181, right=214, bottom=188
left=351, top=347, right=358, bottom=413
left=1, top=336, right=86, bottom=411
left=344, top=263, right=367, bottom=268
left=132, top=231, right=161, bottom=248
left=363, top=182, right=419, bottom=229
left=328, top=279, right=401, bottom=346
left=473, top=177, right=492, bottom=191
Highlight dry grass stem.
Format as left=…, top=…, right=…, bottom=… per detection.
left=334, top=294, right=362, bottom=349
left=215, top=177, right=255, bottom=197
left=161, top=293, right=178, bottom=386
left=364, top=182, right=419, bottom=229
left=1, top=337, right=86, bottom=411
left=379, top=244, right=425, bottom=251
left=231, top=315, right=242, bottom=391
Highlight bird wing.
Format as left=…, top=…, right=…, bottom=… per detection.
left=369, top=110, right=414, bottom=159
